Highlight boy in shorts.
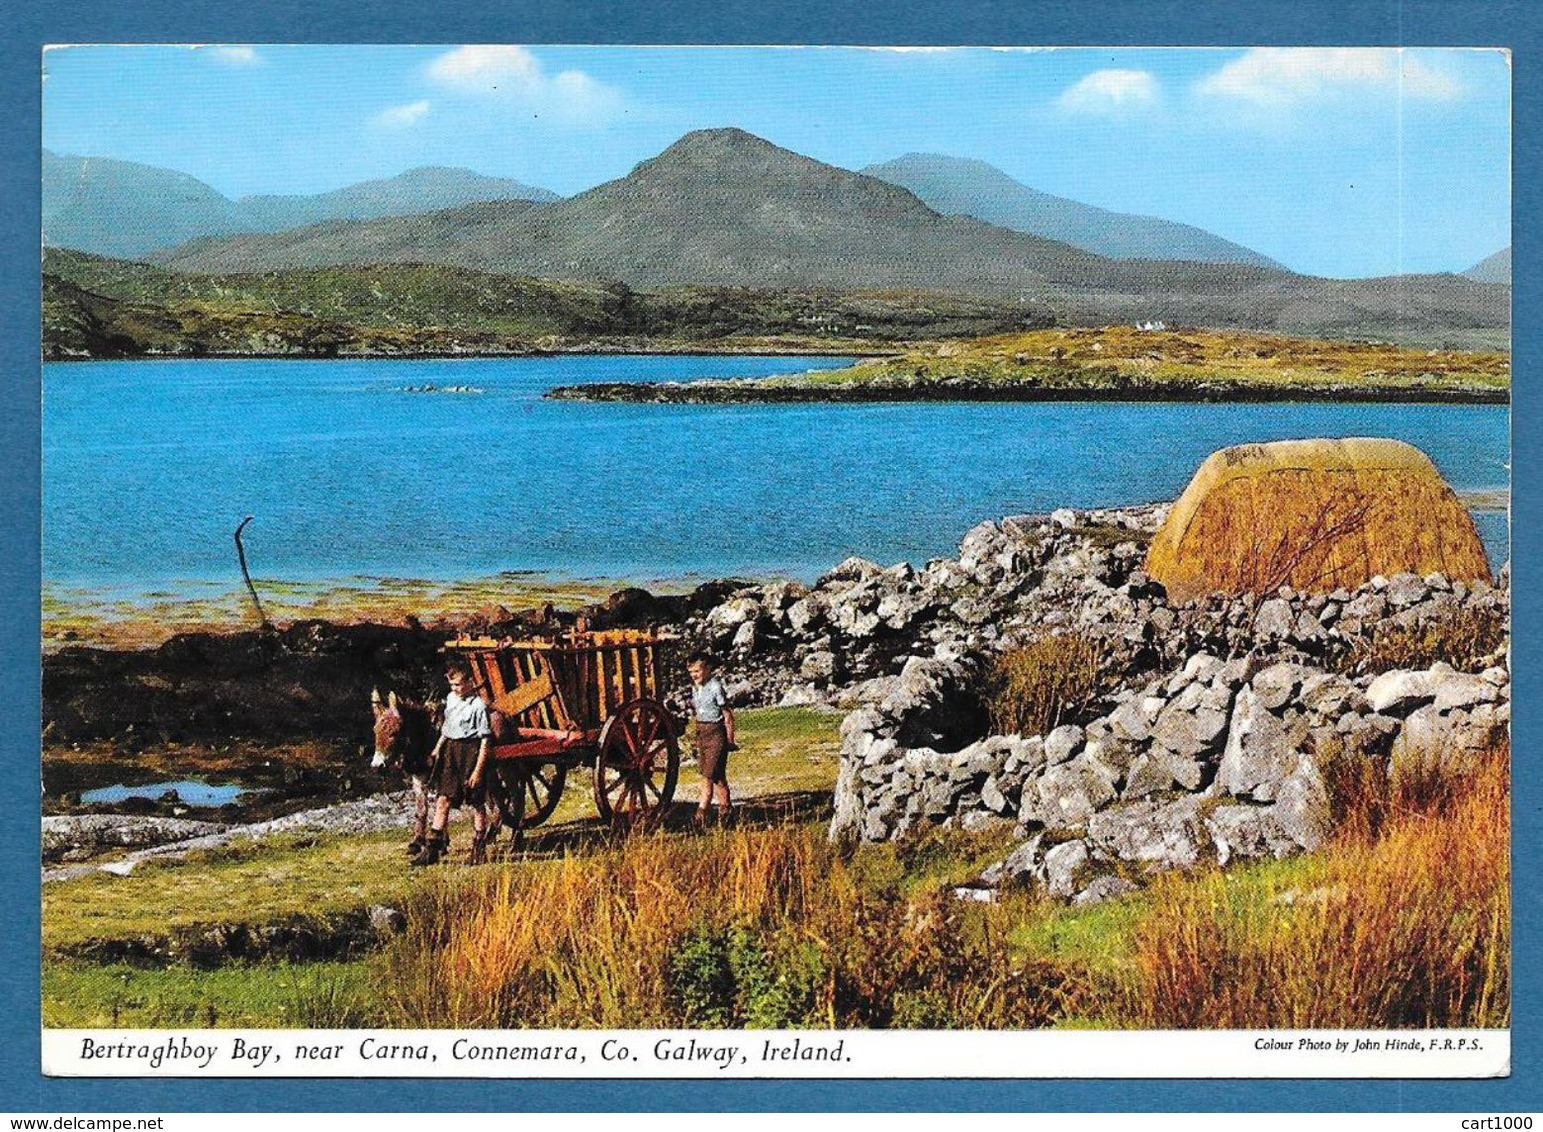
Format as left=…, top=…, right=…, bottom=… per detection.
left=413, top=656, right=494, bottom=865
left=687, top=652, right=735, bottom=826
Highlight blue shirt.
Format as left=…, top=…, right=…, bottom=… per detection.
left=442, top=690, right=492, bottom=740
left=691, top=677, right=728, bottom=723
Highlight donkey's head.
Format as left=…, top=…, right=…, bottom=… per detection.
left=371, top=687, right=406, bottom=771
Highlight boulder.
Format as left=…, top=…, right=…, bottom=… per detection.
left=1217, top=687, right=1298, bottom=801
left=1044, top=840, right=1095, bottom=898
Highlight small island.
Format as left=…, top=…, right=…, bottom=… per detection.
left=548, top=326, right=1510, bottom=404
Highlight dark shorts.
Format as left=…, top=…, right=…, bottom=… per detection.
left=432, top=736, right=488, bottom=808
left=695, top=720, right=730, bottom=783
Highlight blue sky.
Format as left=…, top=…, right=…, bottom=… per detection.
left=42, top=44, right=1510, bottom=278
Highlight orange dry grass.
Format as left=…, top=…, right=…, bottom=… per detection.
left=380, top=825, right=1079, bottom=1029
left=383, top=827, right=836, bottom=1027
left=1127, top=745, right=1509, bottom=1029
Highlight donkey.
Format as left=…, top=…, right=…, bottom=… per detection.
left=371, top=687, right=511, bottom=862
left=370, top=688, right=440, bottom=858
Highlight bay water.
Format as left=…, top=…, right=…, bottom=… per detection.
left=43, top=355, right=1510, bottom=596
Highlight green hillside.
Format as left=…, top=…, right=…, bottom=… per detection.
left=42, top=249, right=1053, bottom=359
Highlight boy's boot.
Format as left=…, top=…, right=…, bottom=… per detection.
left=410, top=828, right=449, bottom=866
left=406, top=813, right=428, bottom=858
left=468, top=827, right=489, bottom=866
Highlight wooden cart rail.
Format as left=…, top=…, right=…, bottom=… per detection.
left=444, top=628, right=683, bottom=828
left=449, top=628, right=676, bottom=735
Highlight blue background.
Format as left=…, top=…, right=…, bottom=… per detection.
left=3, top=0, right=1535, bottom=1113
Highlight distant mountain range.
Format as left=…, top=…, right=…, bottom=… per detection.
left=1463, top=247, right=1510, bottom=284
left=144, top=129, right=1505, bottom=343
left=43, top=150, right=559, bottom=259
left=862, top=153, right=1282, bottom=269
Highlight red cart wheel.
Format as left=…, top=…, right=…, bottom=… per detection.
left=593, top=699, right=680, bottom=826
left=493, top=759, right=567, bottom=832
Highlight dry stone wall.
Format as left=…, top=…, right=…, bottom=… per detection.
left=682, top=504, right=1507, bottom=907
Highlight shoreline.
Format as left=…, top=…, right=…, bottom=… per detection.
left=43, top=341, right=889, bottom=365
left=547, top=380, right=1510, bottom=406
left=43, top=480, right=1509, bottom=652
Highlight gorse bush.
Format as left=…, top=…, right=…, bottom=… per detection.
left=1345, top=605, right=1507, bottom=677
left=378, top=825, right=1082, bottom=1029
left=986, top=633, right=1108, bottom=737
left=667, top=924, right=819, bottom=1028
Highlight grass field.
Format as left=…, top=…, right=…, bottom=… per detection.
left=41, top=707, right=1508, bottom=1031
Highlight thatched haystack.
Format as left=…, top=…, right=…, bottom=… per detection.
left=1146, top=438, right=1491, bottom=602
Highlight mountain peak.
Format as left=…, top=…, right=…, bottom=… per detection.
left=635, top=128, right=816, bottom=178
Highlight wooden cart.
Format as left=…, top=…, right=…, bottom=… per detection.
left=446, top=627, right=682, bottom=830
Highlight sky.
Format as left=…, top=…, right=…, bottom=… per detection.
left=41, top=44, right=1511, bottom=279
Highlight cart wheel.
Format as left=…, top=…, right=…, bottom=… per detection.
left=594, top=699, right=679, bottom=827
left=520, top=760, right=567, bottom=827
left=490, top=760, right=566, bottom=834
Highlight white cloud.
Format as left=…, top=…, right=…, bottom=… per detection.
left=1058, top=69, right=1158, bottom=113
left=373, top=100, right=430, bottom=129
left=425, top=45, right=623, bottom=125
left=1196, top=48, right=1459, bottom=105
left=205, top=45, right=261, bottom=67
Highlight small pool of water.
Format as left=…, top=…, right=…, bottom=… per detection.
left=80, top=779, right=252, bottom=806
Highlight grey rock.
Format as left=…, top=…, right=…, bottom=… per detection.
left=732, top=619, right=759, bottom=653
left=1086, top=795, right=1207, bottom=871
left=1207, top=805, right=1297, bottom=866
left=1120, top=752, right=1177, bottom=799
left=786, top=595, right=829, bottom=634
left=1366, top=667, right=1444, bottom=715
left=1073, top=874, right=1141, bottom=906
left=1255, top=598, right=1294, bottom=639
left=1217, top=687, right=1299, bottom=801
left=1271, top=758, right=1332, bottom=851
left=1253, top=663, right=1309, bottom=711
left=369, top=905, right=407, bottom=936
left=1153, top=746, right=1206, bottom=791
left=1044, top=724, right=1086, bottom=765
left=1020, top=756, right=1116, bottom=831
left=959, top=810, right=1015, bottom=835
left=1109, top=697, right=1157, bottom=743
left=1385, top=572, right=1430, bottom=608
left=1044, top=840, right=1094, bottom=897
left=1393, top=702, right=1508, bottom=782
left=1149, top=703, right=1229, bottom=758
left=799, top=650, right=839, bottom=682
left=820, top=556, right=883, bottom=587
left=1183, top=653, right=1223, bottom=684
left=778, top=684, right=828, bottom=708
left=979, top=833, right=1045, bottom=888
left=707, top=597, right=761, bottom=633
left=1433, top=674, right=1501, bottom=713
left=981, top=775, right=1009, bottom=815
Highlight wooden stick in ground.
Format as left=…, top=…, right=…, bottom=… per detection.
left=234, top=515, right=272, bottom=629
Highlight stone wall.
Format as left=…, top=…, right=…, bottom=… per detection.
left=811, top=507, right=1508, bottom=905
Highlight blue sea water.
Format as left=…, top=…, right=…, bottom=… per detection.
left=42, top=355, right=1510, bottom=592
left=79, top=779, right=251, bottom=806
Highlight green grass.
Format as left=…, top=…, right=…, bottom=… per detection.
left=43, top=828, right=431, bottom=955
left=42, top=706, right=847, bottom=956
left=43, top=960, right=380, bottom=1028
left=1008, top=851, right=1323, bottom=979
